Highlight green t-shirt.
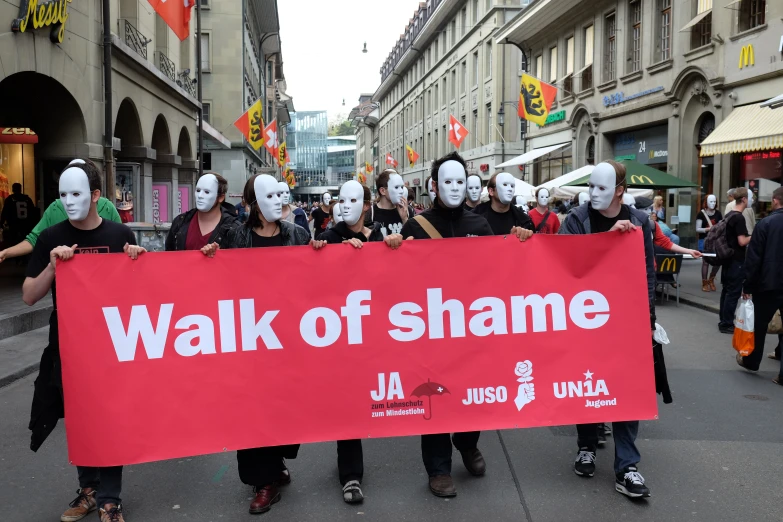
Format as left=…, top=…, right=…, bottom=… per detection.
left=24, top=197, right=122, bottom=247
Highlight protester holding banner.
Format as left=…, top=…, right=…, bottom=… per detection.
left=529, top=188, right=560, bottom=234
left=473, top=172, right=534, bottom=236
left=22, top=160, right=145, bottom=522
left=464, top=174, right=482, bottom=211
left=425, top=176, right=437, bottom=209
left=219, top=174, right=309, bottom=514
left=310, top=192, right=333, bottom=236
left=559, top=160, right=655, bottom=499
left=366, top=169, right=412, bottom=237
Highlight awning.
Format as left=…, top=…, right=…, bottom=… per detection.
left=202, top=120, right=231, bottom=149
left=0, top=127, right=38, bottom=144
left=760, top=94, right=783, bottom=109
left=514, top=178, right=537, bottom=197
left=564, top=160, right=699, bottom=189
left=537, top=164, right=595, bottom=191
left=680, top=9, right=711, bottom=31
left=495, top=142, right=570, bottom=168
left=700, top=104, right=783, bottom=156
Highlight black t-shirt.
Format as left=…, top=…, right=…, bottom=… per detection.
left=588, top=205, right=631, bottom=233
left=251, top=232, right=284, bottom=248
left=26, top=219, right=137, bottom=345
left=481, top=206, right=534, bottom=236
left=724, top=211, right=749, bottom=262
left=694, top=209, right=723, bottom=240
left=367, top=203, right=413, bottom=237
left=311, top=207, right=330, bottom=235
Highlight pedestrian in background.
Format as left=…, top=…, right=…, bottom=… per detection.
left=725, top=187, right=756, bottom=236
left=737, top=187, right=783, bottom=384
left=718, top=188, right=751, bottom=334
left=696, top=195, right=722, bottom=292
left=653, top=195, right=665, bottom=221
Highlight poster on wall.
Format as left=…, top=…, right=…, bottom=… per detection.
left=151, top=184, right=169, bottom=224
left=177, top=186, right=190, bottom=215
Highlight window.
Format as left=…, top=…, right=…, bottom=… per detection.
left=485, top=42, right=492, bottom=78
left=549, top=46, right=558, bottom=83
left=738, top=0, right=765, bottom=32
left=442, top=78, right=447, bottom=106
left=604, top=13, right=616, bottom=81
left=201, top=102, right=210, bottom=124
left=535, top=55, right=543, bottom=77
left=434, top=84, right=439, bottom=110
left=487, top=105, right=493, bottom=142
left=473, top=110, right=478, bottom=147
left=200, top=33, right=210, bottom=71
left=473, top=51, right=479, bottom=87
left=199, top=0, right=208, bottom=7
left=486, top=0, right=492, bottom=11
left=563, top=36, right=574, bottom=94
left=461, top=7, right=467, bottom=37
left=451, top=69, right=457, bottom=100
left=434, top=38, right=439, bottom=62
left=472, top=0, right=479, bottom=24
left=629, top=0, right=642, bottom=72
left=580, top=25, right=594, bottom=90
left=427, top=48, right=431, bottom=70
left=434, top=129, right=439, bottom=157
left=692, top=12, right=712, bottom=48
left=451, top=20, right=457, bottom=46
left=657, top=0, right=672, bottom=62
left=462, top=61, right=467, bottom=95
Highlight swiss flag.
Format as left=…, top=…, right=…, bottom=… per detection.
left=385, top=153, right=398, bottom=168
left=263, top=120, right=279, bottom=158
left=448, top=114, right=468, bottom=149
left=147, top=0, right=194, bottom=41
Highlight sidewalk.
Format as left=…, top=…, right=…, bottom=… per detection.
left=658, top=259, right=720, bottom=314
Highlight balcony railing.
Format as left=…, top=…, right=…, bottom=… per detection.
left=121, top=19, right=149, bottom=59
left=156, top=51, right=176, bottom=81
left=176, top=72, right=197, bottom=98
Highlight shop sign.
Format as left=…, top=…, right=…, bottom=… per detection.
left=151, top=184, right=169, bottom=224
left=536, top=110, right=566, bottom=128
left=177, top=186, right=190, bottom=215
left=615, top=154, right=636, bottom=161
left=738, top=44, right=754, bottom=69
left=0, top=127, right=39, bottom=144
left=612, top=125, right=668, bottom=166
left=603, top=86, right=664, bottom=108
left=11, top=0, right=72, bottom=44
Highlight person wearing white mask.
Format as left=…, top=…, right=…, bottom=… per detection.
left=426, top=175, right=437, bottom=208
left=309, top=192, right=333, bottom=235
left=695, top=194, right=723, bottom=292
left=474, top=172, right=535, bottom=237
left=165, top=173, right=238, bottom=253
left=529, top=187, right=560, bottom=234
left=311, top=180, right=403, bottom=504
left=366, top=169, right=412, bottom=237
left=464, top=174, right=482, bottom=211
left=559, top=160, right=656, bottom=499
left=22, top=161, right=144, bottom=522
left=278, top=181, right=310, bottom=236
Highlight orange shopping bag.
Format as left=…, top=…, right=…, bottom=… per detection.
left=732, top=298, right=754, bottom=356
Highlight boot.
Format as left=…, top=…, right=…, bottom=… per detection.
left=702, top=279, right=710, bottom=292
left=708, top=276, right=717, bottom=292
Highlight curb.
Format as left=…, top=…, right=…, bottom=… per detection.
left=655, top=291, right=719, bottom=314
left=0, top=362, right=38, bottom=390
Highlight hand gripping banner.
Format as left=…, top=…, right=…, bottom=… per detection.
left=57, top=232, right=657, bottom=466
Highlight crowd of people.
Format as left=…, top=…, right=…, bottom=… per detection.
left=0, top=151, right=780, bottom=521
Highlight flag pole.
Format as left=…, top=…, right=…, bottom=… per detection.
left=196, top=0, right=204, bottom=177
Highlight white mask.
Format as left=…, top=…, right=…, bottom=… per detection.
left=622, top=193, right=636, bottom=207
left=386, top=173, right=405, bottom=205
left=278, top=182, right=291, bottom=205
left=537, top=188, right=550, bottom=208
left=466, top=175, right=482, bottom=203
left=588, top=162, right=619, bottom=211
left=195, top=174, right=219, bottom=212
left=428, top=178, right=437, bottom=203
left=339, top=180, right=365, bottom=226
left=578, top=192, right=589, bottom=206
left=402, top=186, right=409, bottom=204
left=333, top=205, right=344, bottom=223
left=494, top=172, right=516, bottom=205
left=322, top=193, right=332, bottom=205
left=437, top=160, right=467, bottom=208
left=59, top=167, right=93, bottom=221
left=707, top=194, right=716, bottom=210
left=254, top=174, right=283, bottom=222
left=68, top=159, right=85, bottom=167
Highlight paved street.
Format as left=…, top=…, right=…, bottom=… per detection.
left=1, top=304, right=782, bottom=522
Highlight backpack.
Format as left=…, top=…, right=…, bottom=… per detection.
left=702, top=211, right=737, bottom=266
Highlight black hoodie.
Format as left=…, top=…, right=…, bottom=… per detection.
left=473, top=201, right=534, bottom=236
left=400, top=200, right=493, bottom=239
left=318, top=221, right=385, bottom=243
left=165, top=207, right=239, bottom=251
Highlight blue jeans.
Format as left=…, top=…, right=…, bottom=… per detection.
left=77, top=466, right=122, bottom=508
left=577, top=421, right=640, bottom=473
left=719, top=260, right=744, bottom=329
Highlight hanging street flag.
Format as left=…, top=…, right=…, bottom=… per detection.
left=233, top=99, right=265, bottom=151
left=448, top=115, right=468, bottom=149
left=518, top=73, right=558, bottom=127
left=278, top=141, right=289, bottom=167
left=406, top=144, right=419, bottom=168
left=357, top=170, right=366, bottom=184
left=386, top=153, right=399, bottom=168
left=146, top=0, right=194, bottom=41
left=365, top=162, right=374, bottom=174
left=263, top=120, right=279, bottom=158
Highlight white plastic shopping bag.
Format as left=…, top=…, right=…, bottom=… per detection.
left=732, top=298, right=754, bottom=356
left=653, top=323, right=670, bottom=345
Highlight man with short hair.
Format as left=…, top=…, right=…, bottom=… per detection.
left=738, top=187, right=783, bottom=384
left=474, top=172, right=534, bottom=236
left=1, top=182, right=36, bottom=246
left=367, top=169, right=412, bottom=236
left=718, top=187, right=751, bottom=334
left=724, top=188, right=736, bottom=216
left=310, top=192, right=333, bottom=235
left=725, top=187, right=756, bottom=235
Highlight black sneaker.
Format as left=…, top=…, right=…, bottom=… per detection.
left=615, top=466, right=651, bottom=498
left=573, top=448, right=596, bottom=477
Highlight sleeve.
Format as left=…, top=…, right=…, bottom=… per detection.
left=519, top=212, right=535, bottom=231
left=742, top=223, right=765, bottom=295
left=734, top=214, right=749, bottom=238
left=25, top=201, right=59, bottom=247
left=557, top=212, right=579, bottom=235
left=25, top=229, right=52, bottom=279
left=653, top=222, right=673, bottom=250
left=165, top=217, right=178, bottom=251
left=400, top=218, right=418, bottom=238
left=641, top=221, right=657, bottom=329
left=550, top=213, right=560, bottom=234
left=294, top=210, right=311, bottom=238
left=478, top=216, right=493, bottom=237
left=125, top=225, right=138, bottom=246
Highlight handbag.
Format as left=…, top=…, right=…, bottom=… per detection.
left=769, top=310, right=783, bottom=334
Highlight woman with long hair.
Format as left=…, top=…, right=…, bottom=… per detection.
left=653, top=195, right=665, bottom=221
left=695, top=194, right=722, bottom=292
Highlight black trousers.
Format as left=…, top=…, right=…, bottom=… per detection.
left=719, top=260, right=744, bottom=328
left=421, top=431, right=480, bottom=477
left=742, top=291, right=783, bottom=376
left=77, top=466, right=123, bottom=508
left=237, top=445, right=299, bottom=488
left=337, top=439, right=363, bottom=485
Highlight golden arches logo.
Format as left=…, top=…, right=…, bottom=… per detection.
left=739, top=45, right=754, bottom=69
left=659, top=257, right=678, bottom=273
left=630, top=175, right=654, bottom=185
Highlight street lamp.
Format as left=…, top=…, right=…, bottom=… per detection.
left=497, top=105, right=505, bottom=128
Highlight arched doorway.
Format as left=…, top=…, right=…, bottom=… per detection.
left=114, top=98, right=144, bottom=222
left=150, top=115, right=173, bottom=223
left=695, top=112, right=716, bottom=202
left=176, top=126, right=195, bottom=215
left=0, top=72, right=87, bottom=208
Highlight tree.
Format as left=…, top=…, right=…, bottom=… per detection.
left=328, top=112, right=354, bottom=137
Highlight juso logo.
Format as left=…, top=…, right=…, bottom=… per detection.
left=553, top=370, right=616, bottom=409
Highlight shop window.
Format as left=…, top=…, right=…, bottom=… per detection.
left=628, top=0, right=642, bottom=73
left=738, top=0, right=765, bottom=32
left=0, top=142, right=37, bottom=218
left=604, top=12, right=616, bottom=82
left=586, top=136, right=595, bottom=165
left=655, top=0, right=672, bottom=62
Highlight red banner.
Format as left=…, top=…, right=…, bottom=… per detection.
left=57, top=232, right=657, bottom=467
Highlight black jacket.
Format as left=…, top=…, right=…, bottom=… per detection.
left=473, top=201, right=535, bottom=235
left=317, top=221, right=384, bottom=243
left=743, top=208, right=783, bottom=295
left=224, top=220, right=310, bottom=248
left=400, top=201, right=493, bottom=239
left=165, top=208, right=239, bottom=251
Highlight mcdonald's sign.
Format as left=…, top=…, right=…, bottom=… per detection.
left=739, top=44, right=755, bottom=69
left=658, top=257, right=678, bottom=273
left=630, top=175, right=654, bottom=185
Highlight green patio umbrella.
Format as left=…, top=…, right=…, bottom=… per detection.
left=563, top=160, right=699, bottom=189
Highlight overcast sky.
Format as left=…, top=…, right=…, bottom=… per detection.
left=278, top=0, right=422, bottom=122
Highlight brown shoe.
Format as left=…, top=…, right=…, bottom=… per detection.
left=459, top=448, right=487, bottom=476
left=429, top=475, right=457, bottom=497
left=702, top=279, right=710, bottom=292
left=249, top=485, right=280, bottom=514
left=98, top=504, right=125, bottom=522
left=60, top=488, right=97, bottom=522
left=708, top=276, right=717, bottom=291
